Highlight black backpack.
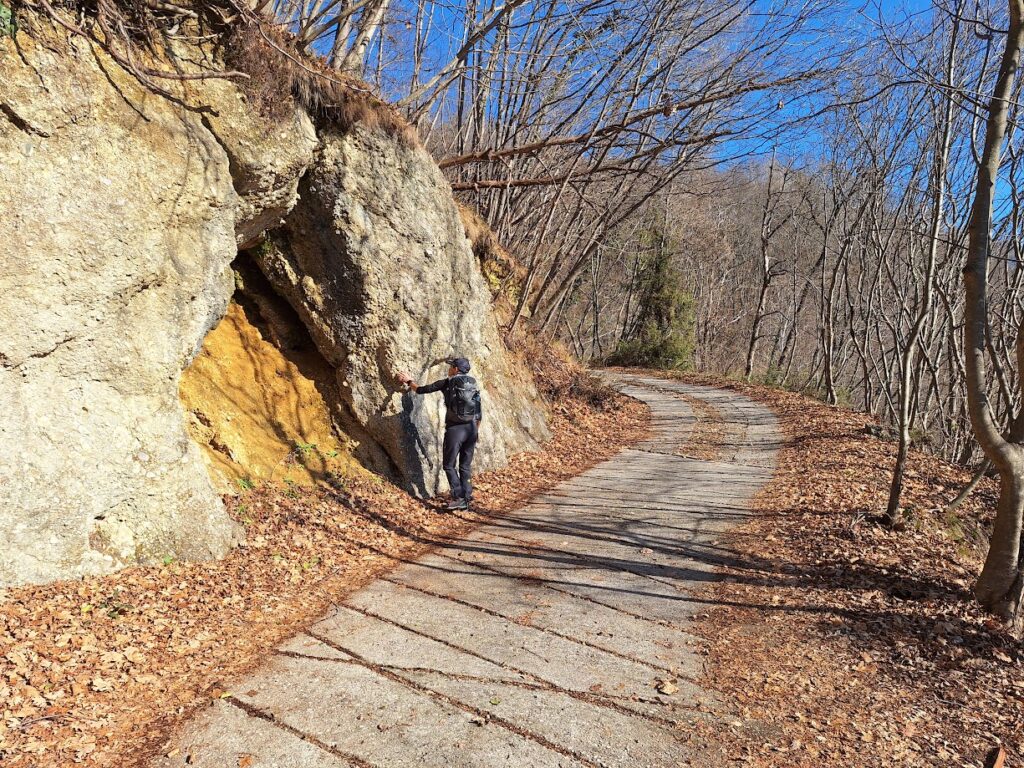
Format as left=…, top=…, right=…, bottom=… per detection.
left=447, top=374, right=481, bottom=423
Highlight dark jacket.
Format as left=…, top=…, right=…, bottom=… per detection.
left=417, top=374, right=482, bottom=427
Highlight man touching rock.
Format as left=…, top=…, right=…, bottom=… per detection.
left=398, top=357, right=482, bottom=510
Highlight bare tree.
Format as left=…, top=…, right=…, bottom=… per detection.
left=886, top=9, right=960, bottom=524
left=963, top=0, right=1024, bottom=624
left=745, top=152, right=797, bottom=380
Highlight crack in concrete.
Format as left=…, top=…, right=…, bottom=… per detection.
left=445, top=531, right=705, bottom=598
left=305, top=630, right=609, bottom=768
left=438, top=549, right=691, bottom=629
left=455, top=512, right=712, bottom=561
left=324, top=605, right=690, bottom=729
left=432, top=548, right=699, bottom=626
left=380, top=575, right=683, bottom=676
left=276, top=648, right=678, bottom=709
left=224, top=696, right=378, bottom=768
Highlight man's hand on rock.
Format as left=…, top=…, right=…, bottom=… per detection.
left=396, top=371, right=415, bottom=390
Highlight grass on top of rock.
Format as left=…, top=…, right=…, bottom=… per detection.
left=13, top=0, right=418, bottom=146
left=505, top=325, right=620, bottom=409
left=458, top=202, right=526, bottom=312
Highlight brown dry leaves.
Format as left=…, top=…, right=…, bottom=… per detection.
left=673, top=374, right=1022, bottom=767
left=674, top=392, right=727, bottom=461
left=0, top=388, right=648, bottom=768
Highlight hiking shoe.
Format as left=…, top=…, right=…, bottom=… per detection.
left=445, top=498, right=469, bottom=511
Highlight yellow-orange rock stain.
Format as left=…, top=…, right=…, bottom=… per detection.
left=180, top=299, right=360, bottom=491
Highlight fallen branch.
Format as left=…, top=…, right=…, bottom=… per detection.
left=944, top=459, right=991, bottom=513
left=16, top=713, right=64, bottom=731
left=984, top=746, right=1006, bottom=768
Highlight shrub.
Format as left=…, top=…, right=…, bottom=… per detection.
left=505, top=326, right=620, bottom=410
left=605, top=249, right=695, bottom=371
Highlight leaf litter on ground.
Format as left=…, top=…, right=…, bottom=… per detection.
left=654, top=372, right=1023, bottom=768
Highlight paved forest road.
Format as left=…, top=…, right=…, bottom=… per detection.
left=156, top=373, right=780, bottom=768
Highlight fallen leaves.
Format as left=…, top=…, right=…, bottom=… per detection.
left=89, top=677, right=113, bottom=693
left=674, top=393, right=730, bottom=461
left=667, top=372, right=1023, bottom=767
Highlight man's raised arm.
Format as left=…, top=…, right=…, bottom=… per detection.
left=396, top=371, right=445, bottom=394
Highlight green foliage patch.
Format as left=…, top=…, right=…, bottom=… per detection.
left=605, top=240, right=695, bottom=371
left=0, top=1, right=17, bottom=37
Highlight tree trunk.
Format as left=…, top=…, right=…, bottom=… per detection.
left=977, top=464, right=1024, bottom=617
left=963, top=0, right=1024, bottom=625
left=945, top=459, right=991, bottom=513
left=746, top=270, right=770, bottom=381
left=885, top=19, right=958, bottom=523
left=337, top=0, right=391, bottom=74
left=745, top=152, right=777, bottom=381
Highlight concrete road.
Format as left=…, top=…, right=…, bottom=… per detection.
left=154, top=373, right=780, bottom=768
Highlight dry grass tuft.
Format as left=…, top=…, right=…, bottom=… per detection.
left=451, top=202, right=615, bottom=410
left=456, top=202, right=525, bottom=311
left=223, top=22, right=419, bottom=146
left=504, top=325, right=618, bottom=409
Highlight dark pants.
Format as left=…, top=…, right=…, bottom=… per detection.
left=442, top=422, right=478, bottom=499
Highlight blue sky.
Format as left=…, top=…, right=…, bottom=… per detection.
left=310, top=1, right=1014, bottom=218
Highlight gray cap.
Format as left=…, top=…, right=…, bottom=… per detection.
left=448, top=356, right=471, bottom=373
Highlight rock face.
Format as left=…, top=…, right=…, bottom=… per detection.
left=179, top=257, right=364, bottom=491
left=256, top=129, right=549, bottom=496
left=0, top=29, right=547, bottom=585
left=194, top=78, right=319, bottom=249
left=1, top=37, right=236, bottom=584
left=0, top=33, right=314, bottom=585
